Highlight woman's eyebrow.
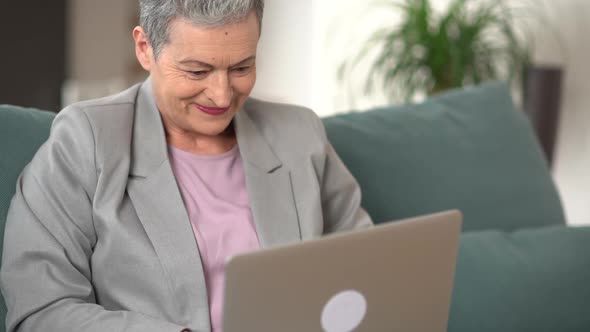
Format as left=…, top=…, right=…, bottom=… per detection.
left=177, top=59, right=215, bottom=68
left=177, top=55, right=256, bottom=68
left=231, top=56, right=256, bottom=66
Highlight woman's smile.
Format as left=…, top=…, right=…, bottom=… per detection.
left=195, top=103, right=231, bottom=116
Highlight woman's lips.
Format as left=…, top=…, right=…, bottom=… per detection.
left=196, top=104, right=230, bottom=116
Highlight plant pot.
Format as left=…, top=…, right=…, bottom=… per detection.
left=522, top=65, right=564, bottom=167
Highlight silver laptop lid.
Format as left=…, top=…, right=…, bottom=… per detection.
left=224, top=210, right=462, bottom=332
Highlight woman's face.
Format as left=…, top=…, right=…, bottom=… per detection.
left=135, top=11, right=259, bottom=140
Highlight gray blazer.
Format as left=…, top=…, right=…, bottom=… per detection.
left=0, top=79, right=372, bottom=332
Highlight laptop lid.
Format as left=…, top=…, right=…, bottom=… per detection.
left=223, top=210, right=462, bottom=332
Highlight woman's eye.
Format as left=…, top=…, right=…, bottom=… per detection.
left=189, top=70, right=208, bottom=77
left=233, top=66, right=251, bottom=73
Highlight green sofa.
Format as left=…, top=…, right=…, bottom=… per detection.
left=1, top=82, right=589, bottom=331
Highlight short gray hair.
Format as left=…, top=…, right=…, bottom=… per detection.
left=139, top=0, right=265, bottom=58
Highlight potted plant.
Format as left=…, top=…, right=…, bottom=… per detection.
left=339, top=0, right=565, bottom=165
left=338, top=0, right=533, bottom=102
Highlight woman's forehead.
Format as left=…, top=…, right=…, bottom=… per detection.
left=163, top=16, right=259, bottom=63
left=167, top=13, right=260, bottom=45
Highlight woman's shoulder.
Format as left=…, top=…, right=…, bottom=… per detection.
left=241, top=98, right=327, bottom=161
left=243, top=97, right=318, bottom=120
left=45, top=84, right=142, bottom=173
left=60, top=83, right=140, bottom=125
left=242, top=97, right=322, bottom=135
left=54, top=83, right=142, bottom=150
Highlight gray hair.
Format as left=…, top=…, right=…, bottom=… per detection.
left=139, top=0, right=265, bottom=58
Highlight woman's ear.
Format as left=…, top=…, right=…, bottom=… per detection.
left=133, top=26, right=153, bottom=71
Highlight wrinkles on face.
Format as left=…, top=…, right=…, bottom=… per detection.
left=147, top=11, right=260, bottom=153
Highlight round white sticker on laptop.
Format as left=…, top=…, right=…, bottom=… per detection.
left=321, top=290, right=367, bottom=332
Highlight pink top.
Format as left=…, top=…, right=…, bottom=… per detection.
left=168, top=144, right=260, bottom=332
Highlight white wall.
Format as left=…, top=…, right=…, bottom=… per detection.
left=250, top=0, right=314, bottom=105
left=252, top=0, right=398, bottom=113
left=535, top=0, right=590, bottom=226
left=255, top=0, right=590, bottom=225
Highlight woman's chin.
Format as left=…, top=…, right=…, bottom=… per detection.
left=190, top=121, right=234, bottom=138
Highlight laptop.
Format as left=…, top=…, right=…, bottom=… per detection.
left=223, top=210, right=462, bottom=332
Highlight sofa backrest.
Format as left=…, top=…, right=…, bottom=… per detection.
left=0, top=105, right=55, bottom=329
left=322, top=82, right=566, bottom=232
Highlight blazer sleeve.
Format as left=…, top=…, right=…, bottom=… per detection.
left=308, top=111, right=374, bottom=233
left=0, top=107, right=187, bottom=332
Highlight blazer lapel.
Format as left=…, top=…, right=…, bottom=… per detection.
left=127, top=79, right=211, bottom=331
left=234, top=106, right=302, bottom=248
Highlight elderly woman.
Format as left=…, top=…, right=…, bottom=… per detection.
left=0, top=0, right=372, bottom=331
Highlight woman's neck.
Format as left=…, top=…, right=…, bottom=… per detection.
left=166, top=122, right=237, bottom=156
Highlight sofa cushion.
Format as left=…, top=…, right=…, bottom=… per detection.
left=322, top=82, right=565, bottom=231
left=449, top=225, right=590, bottom=332
left=0, top=105, right=55, bottom=324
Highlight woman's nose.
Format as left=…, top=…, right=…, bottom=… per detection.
left=205, top=71, right=233, bottom=107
